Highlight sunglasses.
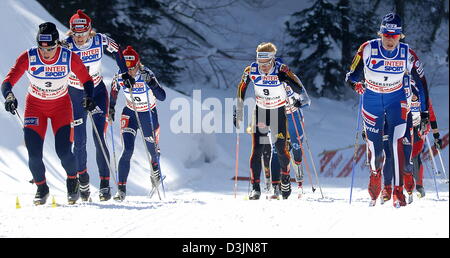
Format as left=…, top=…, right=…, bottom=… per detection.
left=256, top=58, right=273, bottom=67
left=73, top=31, right=90, bottom=37
left=383, top=33, right=401, bottom=39
left=38, top=46, right=58, bottom=52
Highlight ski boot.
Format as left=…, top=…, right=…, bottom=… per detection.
left=113, top=184, right=126, bottom=202
left=368, top=169, right=381, bottom=206
left=248, top=184, right=261, bottom=200
left=270, top=183, right=281, bottom=200
left=99, top=179, right=111, bottom=201
left=281, top=174, right=292, bottom=200
left=380, top=184, right=392, bottom=205
left=67, top=177, right=80, bottom=205
left=151, top=162, right=162, bottom=186
left=78, top=172, right=90, bottom=202
left=393, top=186, right=407, bottom=208
left=33, top=183, right=50, bottom=206
left=416, top=185, right=425, bottom=198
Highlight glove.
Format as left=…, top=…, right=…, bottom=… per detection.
left=353, top=82, right=365, bottom=95
left=109, top=105, right=115, bottom=122
left=293, top=99, right=301, bottom=108
left=82, top=96, right=97, bottom=112
left=233, top=106, right=243, bottom=129
left=4, top=92, right=18, bottom=115
left=147, top=77, right=159, bottom=90
left=433, top=133, right=442, bottom=149
left=121, top=72, right=135, bottom=88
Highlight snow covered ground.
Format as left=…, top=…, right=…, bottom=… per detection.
left=0, top=0, right=448, bottom=238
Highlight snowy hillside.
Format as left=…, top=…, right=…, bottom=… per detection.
left=0, top=0, right=448, bottom=239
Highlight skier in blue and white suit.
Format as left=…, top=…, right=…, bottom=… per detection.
left=346, top=13, right=430, bottom=207
left=62, top=10, right=128, bottom=201
left=265, top=81, right=311, bottom=199
left=109, top=46, right=166, bottom=201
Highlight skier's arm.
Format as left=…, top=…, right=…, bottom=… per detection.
left=345, top=42, right=368, bottom=90
left=108, top=74, right=120, bottom=122
left=234, top=66, right=251, bottom=128
left=70, top=52, right=94, bottom=98
left=109, top=74, right=120, bottom=108
left=1, top=51, right=29, bottom=98
left=409, top=49, right=429, bottom=112
left=428, top=99, right=443, bottom=149
left=102, top=34, right=128, bottom=73
left=237, top=66, right=251, bottom=103
left=141, top=68, right=166, bottom=101
left=278, top=64, right=305, bottom=95
left=429, top=100, right=439, bottom=134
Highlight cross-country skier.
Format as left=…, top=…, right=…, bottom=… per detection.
left=1, top=22, right=96, bottom=205
left=264, top=86, right=311, bottom=199
left=346, top=13, right=430, bottom=207
left=61, top=10, right=128, bottom=201
left=234, top=42, right=305, bottom=200
left=109, top=46, right=166, bottom=201
left=407, top=79, right=442, bottom=198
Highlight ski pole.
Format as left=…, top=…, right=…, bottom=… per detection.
left=349, top=94, right=363, bottom=205
left=126, top=79, right=162, bottom=200
left=425, top=135, right=440, bottom=199
left=88, top=111, right=116, bottom=186
left=298, top=109, right=324, bottom=198
left=145, top=87, right=166, bottom=198
left=436, top=148, right=448, bottom=183
left=109, top=120, right=118, bottom=185
left=14, top=110, right=24, bottom=127
left=233, top=131, right=240, bottom=198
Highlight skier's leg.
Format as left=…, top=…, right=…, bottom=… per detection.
left=49, top=94, right=79, bottom=203
left=49, top=94, right=77, bottom=179
left=68, top=87, right=89, bottom=180
left=249, top=130, right=265, bottom=190
left=269, top=144, right=282, bottom=199
left=288, top=110, right=303, bottom=185
left=140, top=108, right=160, bottom=170
left=24, top=128, right=46, bottom=184
left=248, top=106, right=268, bottom=198
left=262, top=143, right=272, bottom=191
left=117, top=107, right=138, bottom=185
left=362, top=91, right=384, bottom=201
left=402, top=113, right=415, bottom=195
left=89, top=83, right=112, bottom=200
left=270, top=144, right=281, bottom=184
left=272, top=107, right=290, bottom=173
left=272, top=107, right=291, bottom=199
left=23, top=96, right=48, bottom=186
left=382, top=129, right=393, bottom=202
left=91, top=83, right=110, bottom=186
left=385, top=93, right=408, bottom=207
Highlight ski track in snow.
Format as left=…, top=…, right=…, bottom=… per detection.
left=1, top=179, right=448, bottom=238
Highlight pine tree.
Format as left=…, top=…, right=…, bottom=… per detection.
left=285, top=0, right=344, bottom=99
left=36, top=0, right=182, bottom=87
